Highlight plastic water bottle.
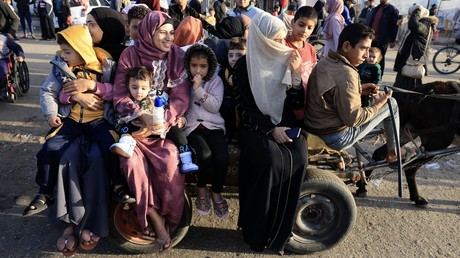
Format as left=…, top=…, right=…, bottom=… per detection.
left=152, top=96, right=165, bottom=138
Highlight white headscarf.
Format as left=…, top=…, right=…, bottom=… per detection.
left=247, top=12, right=292, bottom=125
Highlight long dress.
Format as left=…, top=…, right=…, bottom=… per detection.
left=233, top=57, right=308, bottom=252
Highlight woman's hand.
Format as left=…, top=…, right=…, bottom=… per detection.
left=139, top=113, right=165, bottom=136
left=271, top=126, right=293, bottom=144
left=63, top=78, right=97, bottom=95
left=16, top=56, right=24, bottom=62
left=48, top=116, right=62, bottom=127
left=70, top=93, right=103, bottom=110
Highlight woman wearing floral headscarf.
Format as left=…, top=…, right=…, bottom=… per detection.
left=113, top=11, right=191, bottom=254
left=233, top=12, right=308, bottom=253
left=322, top=0, right=345, bottom=57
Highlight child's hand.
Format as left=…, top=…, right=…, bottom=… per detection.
left=362, top=83, right=378, bottom=97
left=132, top=126, right=152, bottom=139
left=176, top=117, right=187, bottom=128
left=48, top=116, right=62, bottom=127
left=63, top=78, right=97, bottom=95
left=289, top=50, right=302, bottom=74
left=193, top=74, right=203, bottom=90
left=16, top=56, right=24, bottom=62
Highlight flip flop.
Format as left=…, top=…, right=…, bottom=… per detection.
left=57, top=229, right=78, bottom=257
left=389, top=146, right=421, bottom=169
left=23, top=194, right=52, bottom=217
left=79, top=229, right=100, bottom=251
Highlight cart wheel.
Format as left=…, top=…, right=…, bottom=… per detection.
left=286, top=168, right=357, bottom=254
left=109, top=191, right=192, bottom=254
left=432, top=46, right=460, bottom=75
left=14, top=62, right=30, bottom=96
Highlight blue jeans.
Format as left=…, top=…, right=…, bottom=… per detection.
left=321, top=98, right=399, bottom=151
left=18, top=9, right=34, bottom=35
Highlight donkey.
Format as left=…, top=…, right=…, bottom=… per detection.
left=361, top=80, right=460, bottom=207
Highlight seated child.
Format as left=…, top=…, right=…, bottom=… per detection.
left=0, top=33, right=25, bottom=97
left=24, top=25, right=129, bottom=217
left=183, top=44, right=229, bottom=219
left=110, top=66, right=199, bottom=173
left=357, top=47, right=382, bottom=106
left=218, top=37, right=246, bottom=143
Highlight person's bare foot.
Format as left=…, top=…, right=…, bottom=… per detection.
left=147, top=209, right=171, bottom=254
left=80, top=229, right=100, bottom=250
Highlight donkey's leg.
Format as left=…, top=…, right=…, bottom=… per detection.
left=404, top=166, right=428, bottom=207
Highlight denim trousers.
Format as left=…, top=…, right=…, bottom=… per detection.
left=321, top=97, right=399, bottom=151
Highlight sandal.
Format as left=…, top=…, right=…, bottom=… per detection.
left=57, top=227, right=78, bottom=256
left=79, top=229, right=100, bottom=251
left=389, top=146, right=421, bottom=169
left=156, top=232, right=172, bottom=254
left=23, top=194, right=53, bottom=217
left=112, top=186, right=136, bottom=204
left=213, top=198, right=229, bottom=219
left=195, top=195, right=211, bottom=216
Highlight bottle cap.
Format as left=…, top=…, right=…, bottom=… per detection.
left=154, top=97, right=164, bottom=107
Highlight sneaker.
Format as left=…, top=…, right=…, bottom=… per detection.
left=110, top=135, right=136, bottom=158
left=195, top=195, right=211, bottom=216
left=213, top=198, right=229, bottom=219
left=179, top=151, right=199, bottom=173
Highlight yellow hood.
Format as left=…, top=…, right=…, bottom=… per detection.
left=58, top=25, right=103, bottom=74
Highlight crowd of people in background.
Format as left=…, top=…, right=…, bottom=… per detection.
left=0, top=0, right=451, bottom=256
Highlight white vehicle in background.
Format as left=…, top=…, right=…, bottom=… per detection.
left=54, top=0, right=110, bottom=29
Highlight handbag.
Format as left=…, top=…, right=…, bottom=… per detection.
left=401, top=55, right=426, bottom=79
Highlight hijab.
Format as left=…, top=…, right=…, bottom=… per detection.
left=323, top=0, right=345, bottom=40
left=135, top=11, right=186, bottom=85
left=216, top=16, right=245, bottom=39
left=173, top=16, right=204, bottom=47
left=247, top=12, right=292, bottom=125
left=88, top=7, right=126, bottom=62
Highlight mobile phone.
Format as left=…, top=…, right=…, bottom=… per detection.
left=285, top=127, right=301, bottom=139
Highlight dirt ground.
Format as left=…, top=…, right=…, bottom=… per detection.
left=0, top=39, right=459, bottom=258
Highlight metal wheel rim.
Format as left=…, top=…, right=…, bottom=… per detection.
left=113, top=203, right=154, bottom=245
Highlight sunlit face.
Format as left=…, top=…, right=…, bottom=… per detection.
left=86, top=14, right=103, bottom=44
left=235, top=0, right=250, bottom=8
left=291, top=17, right=316, bottom=42
left=342, top=38, right=372, bottom=66
left=129, top=18, right=142, bottom=42
left=152, top=23, right=175, bottom=52
left=128, top=78, right=151, bottom=101
left=228, top=49, right=246, bottom=68
left=60, top=44, right=85, bottom=68
left=189, top=56, right=209, bottom=78
left=366, top=51, right=380, bottom=64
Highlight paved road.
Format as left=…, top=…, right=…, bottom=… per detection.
left=0, top=30, right=459, bottom=258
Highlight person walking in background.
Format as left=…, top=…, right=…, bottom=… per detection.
left=322, top=0, right=344, bottom=58
left=37, top=0, right=56, bottom=40
left=366, top=0, right=399, bottom=76
left=229, top=0, right=264, bottom=19
left=14, top=0, right=36, bottom=38
left=53, top=0, right=71, bottom=31
left=429, top=4, right=437, bottom=16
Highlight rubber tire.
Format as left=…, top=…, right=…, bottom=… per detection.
left=285, top=168, right=357, bottom=254
left=109, top=191, right=192, bottom=254
left=14, top=62, right=30, bottom=96
left=432, top=46, right=460, bottom=75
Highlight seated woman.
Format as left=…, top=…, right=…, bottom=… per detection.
left=113, top=11, right=192, bottom=254
left=233, top=12, right=308, bottom=253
